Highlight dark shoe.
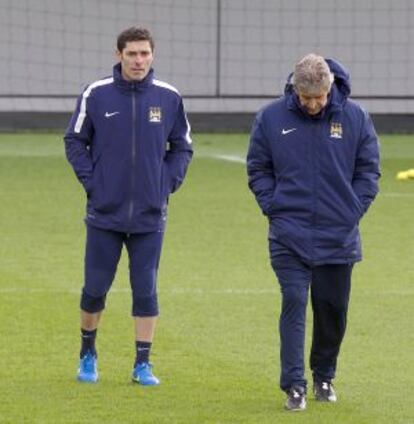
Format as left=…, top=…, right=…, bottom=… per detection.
left=313, top=381, right=337, bottom=402
left=285, top=386, right=306, bottom=411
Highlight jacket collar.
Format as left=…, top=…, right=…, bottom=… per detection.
left=284, top=58, right=351, bottom=119
left=286, top=85, right=343, bottom=119
left=113, top=63, right=154, bottom=92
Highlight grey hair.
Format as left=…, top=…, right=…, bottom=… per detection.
left=293, top=53, right=334, bottom=94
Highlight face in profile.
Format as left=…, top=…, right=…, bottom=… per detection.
left=117, top=40, right=154, bottom=82
left=296, top=87, right=330, bottom=115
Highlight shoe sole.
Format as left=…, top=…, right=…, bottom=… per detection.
left=131, top=377, right=160, bottom=386
left=314, top=396, right=337, bottom=402
left=313, top=390, right=337, bottom=402
left=77, top=373, right=98, bottom=383
left=285, top=401, right=306, bottom=411
left=77, top=376, right=98, bottom=383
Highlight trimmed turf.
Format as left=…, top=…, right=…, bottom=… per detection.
left=0, top=133, right=413, bottom=423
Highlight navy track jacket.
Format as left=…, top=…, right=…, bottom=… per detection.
left=64, top=64, right=193, bottom=233
left=247, top=59, right=380, bottom=265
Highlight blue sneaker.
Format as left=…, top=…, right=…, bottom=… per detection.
left=77, top=352, right=98, bottom=383
left=132, top=362, right=160, bottom=386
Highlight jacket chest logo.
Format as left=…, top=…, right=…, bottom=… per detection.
left=149, top=107, right=162, bottom=123
left=330, top=122, right=343, bottom=139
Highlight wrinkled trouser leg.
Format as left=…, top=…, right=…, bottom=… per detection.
left=271, top=253, right=311, bottom=391
left=310, top=263, right=353, bottom=383
left=126, top=231, right=164, bottom=317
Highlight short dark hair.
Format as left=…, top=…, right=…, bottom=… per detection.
left=117, top=27, right=154, bottom=52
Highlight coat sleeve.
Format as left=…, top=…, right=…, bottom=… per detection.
left=246, top=113, right=276, bottom=216
left=164, top=98, right=193, bottom=194
left=63, top=91, right=94, bottom=194
left=352, top=110, right=381, bottom=215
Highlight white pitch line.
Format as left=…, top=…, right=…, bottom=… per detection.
left=203, top=154, right=414, bottom=198
left=212, top=154, right=246, bottom=164
left=196, top=153, right=246, bottom=164
left=1, top=287, right=413, bottom=295
left=0, top=150, right=63, bottom=157
left=0, top=287, right=277, bottom=295
left=379, top=192, right=414, bottom=197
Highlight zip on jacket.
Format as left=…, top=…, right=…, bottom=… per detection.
left=64, top=64, right=193, bottom=234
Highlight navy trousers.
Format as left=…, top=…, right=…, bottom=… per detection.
left=82, top=224, right=164, bottom=317
left=270, top=250, right=353, bottom=391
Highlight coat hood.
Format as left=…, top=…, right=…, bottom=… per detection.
left=325, top=58, right=351, bottom=97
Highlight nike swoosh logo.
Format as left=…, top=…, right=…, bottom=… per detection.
left=105, top=111, right=120, bottom=118
left=281, top=128, right=297, bottom=135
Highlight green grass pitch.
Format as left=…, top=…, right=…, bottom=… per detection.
left=0, top=132, right=413, bottom=423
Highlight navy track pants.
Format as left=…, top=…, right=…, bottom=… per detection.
left=81, top=224, right=164, bottom=317
left=271, top=252, right=352, bottom=391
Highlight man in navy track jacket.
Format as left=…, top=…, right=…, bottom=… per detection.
left=64, top=27, right=192, bottom=386
left=247, top=54, right=380, bottom=411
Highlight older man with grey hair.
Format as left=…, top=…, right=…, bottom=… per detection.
left=247, top=54, right=380, bottom=411
left=293, top=53, right=334, bottom=96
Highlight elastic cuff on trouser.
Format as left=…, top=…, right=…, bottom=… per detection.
left=80, top=290, right=106, bottom=313
left=132, top=295, right=158, bottom=317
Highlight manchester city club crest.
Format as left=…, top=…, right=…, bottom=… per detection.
left=330, top=122, right=343, bottom=139
left=149, top=107, right=162, bottom=123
